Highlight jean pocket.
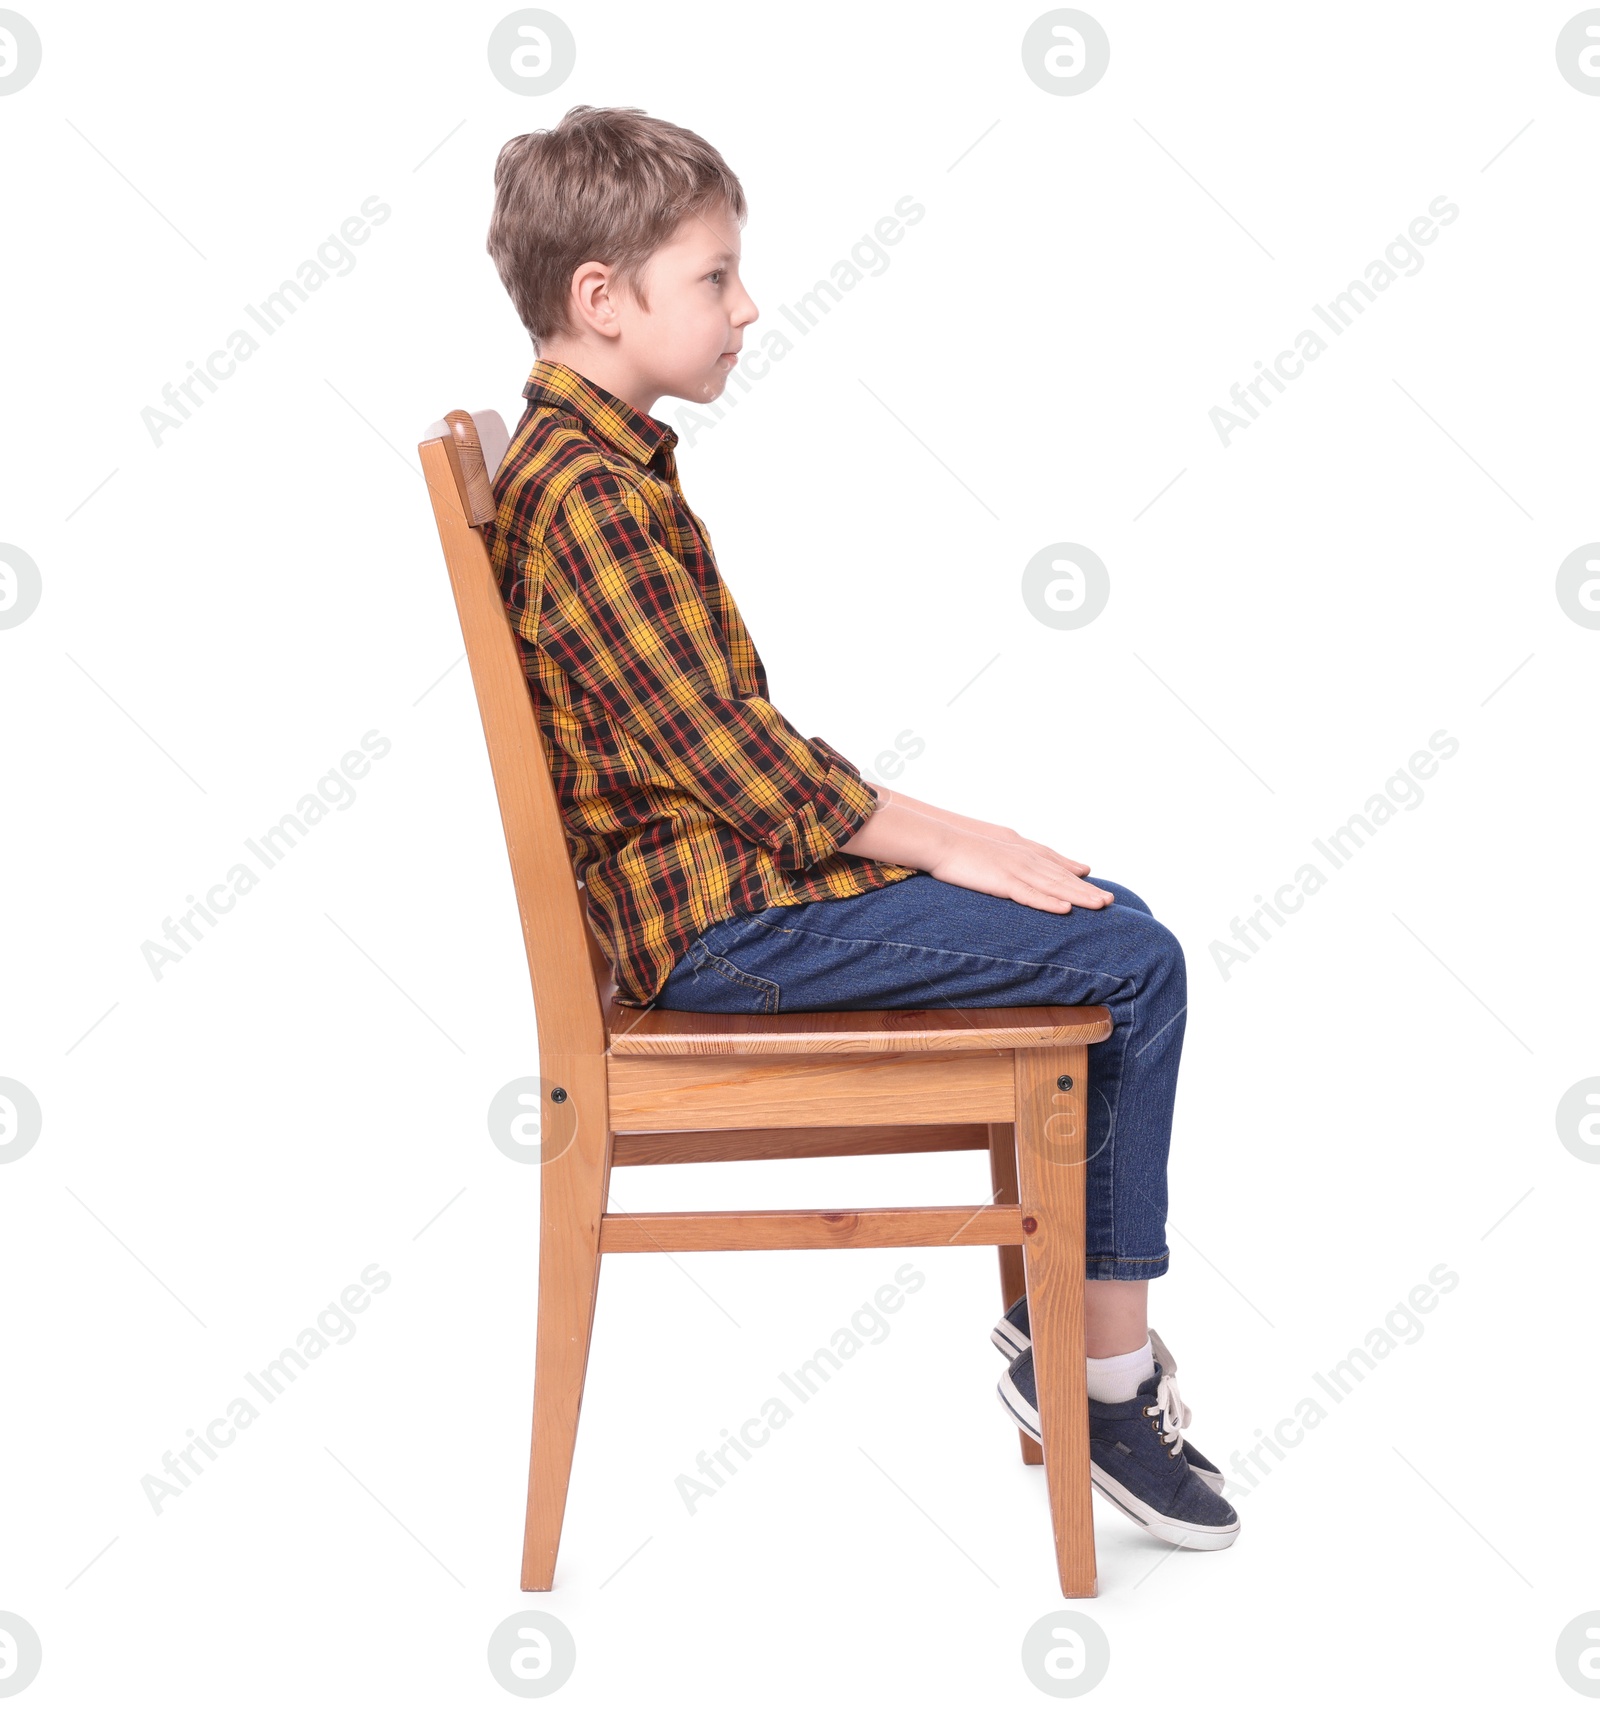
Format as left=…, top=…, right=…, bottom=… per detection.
left=673, top=938, right=781, bottom=1014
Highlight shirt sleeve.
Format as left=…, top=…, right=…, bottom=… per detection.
left=525, top=470, right=880, bottom=871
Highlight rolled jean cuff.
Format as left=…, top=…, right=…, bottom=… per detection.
left=1085, top=1249, right=1170, bottom=1282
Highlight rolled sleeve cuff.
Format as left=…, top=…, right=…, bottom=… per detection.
left=760, top=740, right=880, bottom=871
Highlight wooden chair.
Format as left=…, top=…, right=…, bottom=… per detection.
left=418, top=407, right=1113, bottom=1598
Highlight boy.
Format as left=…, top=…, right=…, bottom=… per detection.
left=483, top=105, right=1238, bottom=1552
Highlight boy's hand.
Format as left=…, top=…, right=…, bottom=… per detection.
left=869, top=789, right=1097, bottom=883
left=968, top=821, right=1096, bottom=878
left=926, top=827, right=1115, bottom=914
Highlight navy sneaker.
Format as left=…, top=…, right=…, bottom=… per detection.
left=990, top=1294, right=1032, bottom=1359
left=997, top=1350, right=1240, bottom=1550
left=990, top=1300, right=1225, bottom=1493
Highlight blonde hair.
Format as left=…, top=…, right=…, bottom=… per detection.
left=487, top=104, right=747, bottom=347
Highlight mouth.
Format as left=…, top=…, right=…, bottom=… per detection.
left=719, top=352, right=739, bottom=364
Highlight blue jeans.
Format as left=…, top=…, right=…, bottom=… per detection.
left=653, top=873, right=1185, bottom=1280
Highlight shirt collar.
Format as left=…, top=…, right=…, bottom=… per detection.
left=521, top=359, right=679, bottom=470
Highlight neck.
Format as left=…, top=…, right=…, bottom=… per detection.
left=538, top=342, right=657, bottom=415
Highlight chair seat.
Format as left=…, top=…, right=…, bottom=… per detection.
left=603, top=994, right=1113, bottom=1055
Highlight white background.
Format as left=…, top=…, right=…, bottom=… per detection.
left=3, top=1, right=1598, bottom=1703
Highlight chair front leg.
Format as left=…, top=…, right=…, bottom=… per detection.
left=1012, top=1046, right=1097, bottom=1598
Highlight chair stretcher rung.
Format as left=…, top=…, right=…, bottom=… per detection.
left=597, top=1204, right=1025, bottom=1253
left=609, top=1123, right=991, bottom=1165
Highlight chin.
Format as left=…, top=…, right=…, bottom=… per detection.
left=661, top=365, right=730, bottom=406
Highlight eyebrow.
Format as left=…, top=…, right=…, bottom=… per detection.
left=703, top=250, right=740, bottom=267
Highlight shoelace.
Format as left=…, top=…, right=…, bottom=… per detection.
left=1144, top=1366, right=1193, bottom=1456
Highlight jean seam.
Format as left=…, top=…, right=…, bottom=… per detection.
left=730, top=915, right=1134, bottom=984
left=1086, top=1258, right=1170, bottom=1280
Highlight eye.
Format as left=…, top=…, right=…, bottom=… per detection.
left=707, top=270, right=725, bottom=284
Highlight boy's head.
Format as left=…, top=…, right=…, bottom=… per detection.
left=487, top=104, right=758, bottom=413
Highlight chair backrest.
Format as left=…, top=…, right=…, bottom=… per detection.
left=418, top=408, right=611, bottom=1059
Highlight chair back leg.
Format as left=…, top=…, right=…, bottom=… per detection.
left=521, top=1053, right=612, bottom=1591
left=988, top=1121, right=1044, bottom=1467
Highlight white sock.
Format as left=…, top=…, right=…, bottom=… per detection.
left=1086, top=1338, right=1154, bottom=1403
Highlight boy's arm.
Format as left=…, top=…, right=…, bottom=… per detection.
left=523, top=471, right=880, bottom=870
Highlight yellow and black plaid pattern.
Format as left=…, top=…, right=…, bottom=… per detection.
left=483, top=360, right=918, bottom=1006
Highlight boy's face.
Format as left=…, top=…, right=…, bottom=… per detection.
left=619, top=200, right=758, bottom=409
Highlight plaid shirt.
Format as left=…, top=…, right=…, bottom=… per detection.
left=483, top=359, right=918, bottom=1007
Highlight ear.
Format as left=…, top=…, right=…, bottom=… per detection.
left=569, top=258, right=628, bottom=339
